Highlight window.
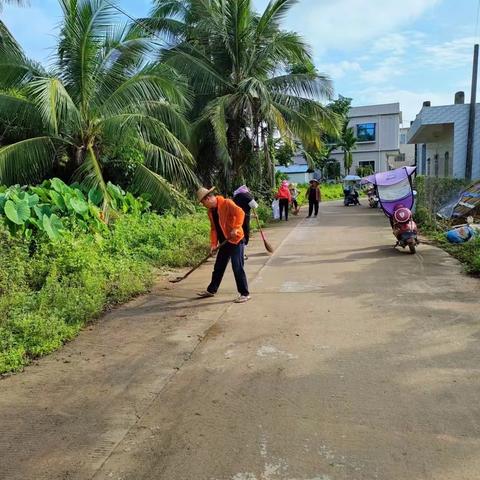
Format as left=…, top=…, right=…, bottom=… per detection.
left=357, top=160, right=375, bottom=176
left=421, top=145, right=427, bottom=174
left=356, top=123, right=376, bottom=142
left=359, top=160, right=375, bottom=170
left=400, top=133, right=406, bottom=144
left=444, top=152, right=450, bottom=177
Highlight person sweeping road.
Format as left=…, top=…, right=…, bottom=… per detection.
left=196, top=187, right=251, bottom=304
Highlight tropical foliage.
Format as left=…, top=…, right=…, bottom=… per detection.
left=147, top=0, right=339, bottom=191
left=0, top=178, right=149, bottom=240
left=0, top=0, right=196, bottom=212
left=339, top=125, right=356, bottom=175
left=0, top=207, right=212, bottom=373
left=0, top=0, right=347, bottom=373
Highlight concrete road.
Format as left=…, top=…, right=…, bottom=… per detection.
left=1, top=201, right=480, bottom=480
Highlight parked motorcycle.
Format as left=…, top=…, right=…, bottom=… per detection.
left=361, top=166, right=419, bottom=254
left=343, top=188, right=360, bottom=206
left=391, top=204, right=419, bottom=254
left=366, top=186, right=379, bottom=208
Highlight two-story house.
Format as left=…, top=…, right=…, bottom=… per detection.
left=407, top=92, right=480, bottom=179
left=330, top=103, right=402, bottom=175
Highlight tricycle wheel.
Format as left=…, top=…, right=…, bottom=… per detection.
left=408, top=244, right=416, bottom=254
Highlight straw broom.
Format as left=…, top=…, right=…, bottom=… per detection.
left=252, top=209, right=274, bottom=254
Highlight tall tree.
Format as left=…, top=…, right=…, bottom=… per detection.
left=340, top=125, right=356, bottom=175
left=0, top=0, right=196, bottom=211
left=147, top=0, right=339, bottom=190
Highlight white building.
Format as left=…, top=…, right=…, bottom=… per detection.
left=275, top=153, right=320, bottom=184
left=330, top=103, right=402, bottom=174
left=275, top=164, right=314, bottom=184
left=387, top=127, right=416, bottom=169
left=407, top=92, right=480, bottom=179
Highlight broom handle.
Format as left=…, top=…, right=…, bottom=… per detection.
left=178, top=239, right=228, bottom=280
left=252, top=209, right=266, bottom=241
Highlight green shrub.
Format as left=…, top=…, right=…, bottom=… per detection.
left=295, top=183, right=345, bottom=203
left=413, top=176, right=480, bottom=275
left=320, top=183, right=345, bottom=201
left=437, top=236, right=480, bottom=275
left=0, top=202, right=212, bottom=374
left=414, top=175, right=470, bottom=226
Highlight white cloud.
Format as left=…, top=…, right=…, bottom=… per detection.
left=354, top=88, right=455, bottom=124
left=424, top=36, right=476, bottom=68
left=360, top=56, right=404, bottom=84
left=283, top=0, right=441, bottom=52
left=317, top=60, right=361, bottom=80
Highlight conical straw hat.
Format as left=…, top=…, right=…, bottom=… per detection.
left=196, top=186, right=215, bottom=202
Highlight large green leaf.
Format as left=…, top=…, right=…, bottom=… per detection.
left=49, top=190, right=67, bottom=211
left=50, top=178, right=68, bottom=194
left=42, top=213, right=64, bottom=240
left=88, top=187, right=102, bottom=206
left=33, top=203, right=52, bottom=220
left=26, top=193, right=40, bottom=207
left=30, top=186, right=51, bottom=202
left=69, top=197, right=89, bottom=216
left=4, top=199, right=30, bottom=225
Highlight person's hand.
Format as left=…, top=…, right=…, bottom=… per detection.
left=210, top=246, right=217, bottom=254
left=230, top=229, right=239, bottom=238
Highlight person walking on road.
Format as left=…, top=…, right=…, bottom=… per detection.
left=289, top=182, right=299, bottom=215
left=196, top=187, right=250, bottom=303
left=233, top=185, right=258, bottom=259
left=276, top=180, right=291, bottom=221
left=306, top=179, right=321, bottom=217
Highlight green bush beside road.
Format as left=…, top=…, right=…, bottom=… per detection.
left=0, top=182, right=211, bottom=374
left=414, top=175, right=480, bottom=275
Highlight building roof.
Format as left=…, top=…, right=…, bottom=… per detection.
left=292, top=153, right=307, bottom=165
left=349, top=103, right=401, bottom=118
left=407, top=103, right=470, bottom=144
left=275, top=164, right=309, bottom=174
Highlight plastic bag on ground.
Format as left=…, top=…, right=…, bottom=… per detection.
left=445, top=226, right=476, bottom=243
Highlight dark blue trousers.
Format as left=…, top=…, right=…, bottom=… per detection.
left=207, top=242, right=249, bottom=296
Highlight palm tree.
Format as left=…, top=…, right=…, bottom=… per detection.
left=0, top=0, right=196, bottom=211
left=340, top=125, right=356, bottom=175
left=147, top=0, right=339, bottom=190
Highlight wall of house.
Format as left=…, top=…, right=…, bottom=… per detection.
left=423, top=137, right=454, bottom=177
left=331, top=105, right=401, bottom=175
left=399, top=128, right=415, bottom=164
left=329, top=150, right=393, bottom=174
left=283, top=172, right=313, bottom=184
left=408, top=103, right=480, bottom=179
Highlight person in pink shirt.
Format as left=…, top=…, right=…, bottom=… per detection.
left=276, top=180, right=292, bottom=221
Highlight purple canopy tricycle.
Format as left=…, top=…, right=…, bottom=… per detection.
left=362, top=166, right=419, bottom=253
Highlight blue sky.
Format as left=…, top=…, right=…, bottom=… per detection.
left=1, top=0, right=479, bottom=124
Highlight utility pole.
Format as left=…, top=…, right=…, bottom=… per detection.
left=466, top=44, right=479, bottom=180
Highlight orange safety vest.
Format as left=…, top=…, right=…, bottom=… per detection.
left=207, top=196, right=245, bottom=247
